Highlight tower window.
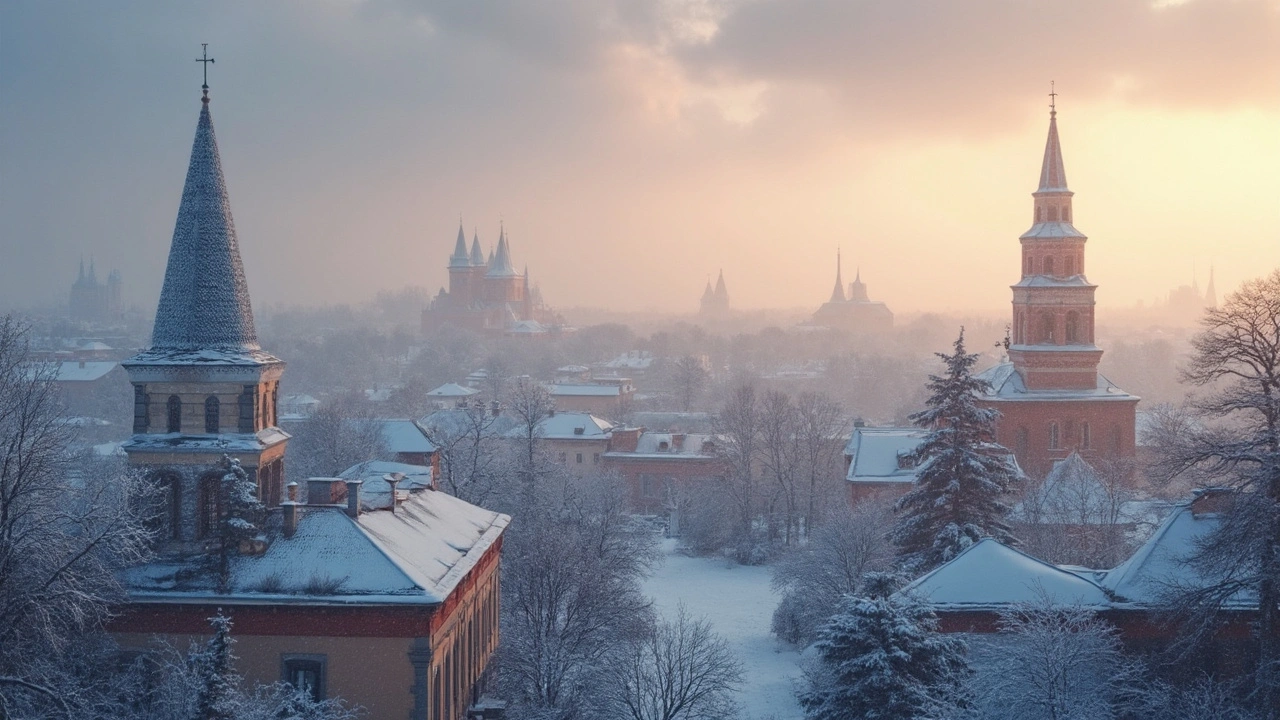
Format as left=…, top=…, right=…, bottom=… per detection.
left=1049, top=422, right=1061, bottom=450
left=1043, top=256, right=1055, bottom=276
left=1081, top=422, right=1091, bottom=450
left=1024, top=256, right=1033, bottom=276
left=1065, top=255, right=1075, bottom=276
left=204, top=396, right=220, bottom=434
left=1035, top=207, right=1042, bottom=222
left=1040, top=313, right=1055, bottom=344
left=166, top=395, right=182, bottom=433
left=1064, top=207, right=1071, bottom=222
left=1065, top=312, right=1080, bottom=343
left=1050, top=206, right=1059, bottom=222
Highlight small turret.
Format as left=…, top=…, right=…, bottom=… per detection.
left=449, top=221, right=470, bottom=268
left=830, top=250, right=846, bottom=303
left=470, top=232, right=485, bottom=266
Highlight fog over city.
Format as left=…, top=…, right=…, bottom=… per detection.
left=2, top=0, right=1278, bottom=315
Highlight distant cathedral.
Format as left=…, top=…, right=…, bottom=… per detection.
left=810, top=251, right=893, bottom=332
left=975, top=100, right=1138, bottom=479
left=422, top=223, right=561, bottom=335
left=699, top=270, right=730, bottom=315
left=69, top=259, right=124, bottom=324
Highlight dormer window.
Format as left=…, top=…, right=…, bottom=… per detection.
left=658, top=441, right=670, bottom=452
left=573, top=427, right=585, bottom=436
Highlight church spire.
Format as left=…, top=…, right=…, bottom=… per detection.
left=830, top=249, right=846, bottom=302
left=449, top=220, right=470, bottom=267
left=148, top=92, right=259, bottom=352
left=1038, top=89, right=1069, bottom=193
left=1205, top=265, right=1218, bottom=308
left=470, top=231, right=484, bottom=266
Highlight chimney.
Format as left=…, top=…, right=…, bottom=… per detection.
left=307, top=478, right=344, bottom=505
left=383, top=473, right=402, bottom=514
left=78, top=359, right=86, bottom=369
left=671, top=433, right=685, bottom=451
left=344, top=479, right=363, bottom=518
left=286, top=481, right=298, bottom=502
left=609, top=427, right=642, bottom=453
left=282, top=501, right=298, bottom=538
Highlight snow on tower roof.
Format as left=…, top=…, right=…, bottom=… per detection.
left=449, top=222, right=470, bottom=267
left=902, top=538, right=1111, bottom=610
left=975, top=362, right=1137, bottom=402
left=145, top=95, right=262, bottom=358
left=1037, top=109, right=1070, bottom=193
left=487, top=229, right=519, bottom=278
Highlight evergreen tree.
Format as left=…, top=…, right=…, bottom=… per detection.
left=892, top=328, right=1021, bottom=573
left=194, top=613, right=239, bottom=720
left=215, top=455, right=265, bottom=591
left=799, top=572, right=968, bottom=720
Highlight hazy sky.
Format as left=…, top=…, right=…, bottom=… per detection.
left=2, top=0, right=1278, bottom=316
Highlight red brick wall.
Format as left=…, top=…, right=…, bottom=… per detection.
left=980, top=397, right=1138, bottom=479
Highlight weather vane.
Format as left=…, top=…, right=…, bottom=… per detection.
left=1049, top=80, right=1057, bottom=114
left=196, top=43, right=215, bottom=99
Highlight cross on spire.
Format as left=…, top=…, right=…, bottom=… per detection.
left=196, top=43, right=215, bottom=100
left=1049, top=80, right=1057, bottom=115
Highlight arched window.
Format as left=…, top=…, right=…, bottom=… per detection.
left=1040, top=313, right=1055, bottom=344
left=1016, top=427, right=1029, bottom=458
left=1050, top=206, right=1059, bottom=222
left=1035, top=207, right=1042, bottom=222
left=1043, top=256, right=1055, bottom=276
left=198, top=475, right=221, bottom=539
left=204, top=396, right=220, bottom=434
left=1081, top=422, right=1091, bottom=450
left=1063, top=207, right=1071, bottom=222
left=1065, top=312, right=1080, bottom=343
left=1065, top=255, right=1075, bottom=276
left=166, top=395, right=182, bottom=433
left=1111, top=425, right=1123, bottom=453
left=1049, top=422, right=1061, bottom=450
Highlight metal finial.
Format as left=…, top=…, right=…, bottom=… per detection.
left=1049, top=80, right=1057, bottom=115
left=196, top=43, right=215, bottom=101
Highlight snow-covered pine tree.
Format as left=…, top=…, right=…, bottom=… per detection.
left=799, top=572, right=968, bottom=720
left=194, top=613, right=240, bottom=720
left=215, top=455, right=265, bottom=591
left=892, top=328, right=1022, bottom=574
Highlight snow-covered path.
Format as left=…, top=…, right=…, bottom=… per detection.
left=642, top=539, right=805, bottom=720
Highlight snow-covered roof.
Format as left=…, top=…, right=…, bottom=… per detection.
left=902, top=538, right=1111, bottom=611
left=418, top=407, right=519, bottom=436
left=48, top=361, right=118, bottom=382
left=281, top=393, right=319, bottom=406
left=607, top=432, right=718, bottom=459
left=844, top=427, right=926, bottom=484
left=125, top=489, right=508, bottom=606
left=427, top=382, right=479, bottom=398
left=376, top=419, right=437, bottom=455
left=125, top=347, right=282, bottom=367
left=78, top=341, right=114, bottom=351
left=340, top=460, right=435, bottom=509
left=507, top=320, right=548, bottom=334
left=975, top=362, right=1137, bottom=402
left=148, top=96, right=261, bottom=354
left=508, top=411, right=614, bottom=440
left=1019, top=221, right=1087, bottom=240
left=599, top=351, right=654, bottom=370
left=122, top=427, right=291, bottom=454
left=550, top=383, right=624, bottom=397
left=1101, top=491, right=1251, bottom=609
left=1012, top=275, right=1095, bottom=288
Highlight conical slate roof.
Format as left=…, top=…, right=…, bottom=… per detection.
left=487, top=229, right=519, bottom=278
left=470, top=234, right=485, bottom=266
left=1037, top=111, right=1069, bottom=193
left=830, top=250, right=846, bottom=302
left=149, top=98, right=259, bottom=353
left=449, top=222, right=470, bottom=268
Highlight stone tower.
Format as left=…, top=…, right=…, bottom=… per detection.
left=121, top=86, right=288, bottom=544
left=976, top=102, right=1138, bottom=478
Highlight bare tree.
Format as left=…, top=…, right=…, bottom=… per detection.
left=506, top=378, right=555, bottom=490
left=670, top=355, right=709, bottom=412
left=284, top=394, right=387, bottom=484
left=419, top=402, right=506, bottom=506
left=759, top=390, right=801, bottom=545
left=772, top=497, right=895, bottom=645
left=1016, top=453, right=1136, bottom=568
left=714, top=382, right=761, bottom=555
left=0, top=316, right=153, bottom=717
left=965, top=600, right=1145, bottom=720
left=1149, top=269, right=1280, bottom=714
left=602, top=606, right=744, bottom=720
left=794, top=391, right=846, bottom=535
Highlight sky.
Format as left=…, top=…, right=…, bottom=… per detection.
left=2, top=0, right=1278, bottom=316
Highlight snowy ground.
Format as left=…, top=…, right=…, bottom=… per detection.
left=642, top=539, right=805, bottom=720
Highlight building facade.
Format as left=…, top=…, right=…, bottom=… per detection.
left=699, top=270, right=730, bottom=315
left=975, top=104, right=1138, bottom=479
left=69, top=259, right=124, bottom=324
left=423, top=223, right=562, bottom=335
left=810, top=251, right=893, bottom=333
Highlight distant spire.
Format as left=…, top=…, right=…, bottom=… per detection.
left=449, top=220, right=470, bottom=267
left=195, top=43, right=215, bottom=103
left=78, top=257, right=85, bottom=281
left=830, top=249, right=846, bottom=302
left=1038, top=85, right=1069, bottom=192
left=1205, top=265, right=1218, bottom=308
left=714, top=269, right=728, bottom=302
left=849, top=266, right=869, bottom=302
left=149, top=92, right=259, bottom=352
left=488, top=227, right=518, bottom=277
left=470, top=231, right=484, bottom=266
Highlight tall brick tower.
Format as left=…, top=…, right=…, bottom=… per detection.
left=976, top=100, right=1138, bottom=478
left=122, top=81, right=288, bottom=545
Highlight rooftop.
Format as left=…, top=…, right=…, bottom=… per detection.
left=844, top=427, right=926, bottom=484
left=975, top=362, right=1138, bottom=402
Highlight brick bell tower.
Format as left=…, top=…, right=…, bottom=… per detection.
left=976, top=96, right=1138, bottom=479
left=122, top=77, right=288, bottom=546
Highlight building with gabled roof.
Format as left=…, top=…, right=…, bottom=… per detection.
left=109, top=80, right=508, bottom=720
left=809, top=250, right=893, bottom=333
left=975, top=102, right=1138, bottom=478
left=843, top=426, right=927, bottom=502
